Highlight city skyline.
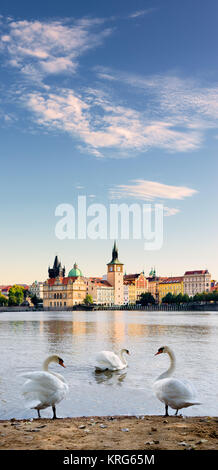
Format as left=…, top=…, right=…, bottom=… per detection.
left=0, top=0, right=218, bottom=284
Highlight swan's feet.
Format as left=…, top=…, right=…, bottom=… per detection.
left=164, top=405, right=169, bottom=417
left=37, top=410, right=41, bottom=418
left=52, top=406, right=57, bottom=419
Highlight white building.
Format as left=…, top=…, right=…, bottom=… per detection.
left=29, top=281, right=44, bottom=299
left=87, top=278, right=114, bottom=305
left=183, top=270, right=211, bottom=296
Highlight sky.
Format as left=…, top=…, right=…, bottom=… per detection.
left=0, top=0, right=218, bottom=284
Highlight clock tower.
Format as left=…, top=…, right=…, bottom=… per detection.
left=107, top=242, right=124, bottom=305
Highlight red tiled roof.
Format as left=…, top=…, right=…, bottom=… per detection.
left=47, top=276, right=79, bottom=286
left=184, top=270, right=208, bottom=275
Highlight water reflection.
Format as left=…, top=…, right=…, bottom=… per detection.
left=0, top=310, right=217, bottom=419
left=94, top=369, right=127, bottom=386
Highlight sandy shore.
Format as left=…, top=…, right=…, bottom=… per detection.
left=0, top=415, right=218, bottom=450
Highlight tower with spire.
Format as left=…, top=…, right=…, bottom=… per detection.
left=48, top=255, right=65, bottom=279
left=107, top=242, right=124, bottom=305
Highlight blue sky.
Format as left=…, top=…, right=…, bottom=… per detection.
left=0, top=0, right=218, bottom=284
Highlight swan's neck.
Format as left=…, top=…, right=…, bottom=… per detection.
left=43, top=356, right=56, bottom=371
left=119, top=350, right=127, bottom=365
left=156, top=349, right=176, bottom=381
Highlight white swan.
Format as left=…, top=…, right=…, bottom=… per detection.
left=21, top=355, right=68, bottom=419
left=95, top=349, right=130, bottom=371
left=153, top=346, right=201, bottom=416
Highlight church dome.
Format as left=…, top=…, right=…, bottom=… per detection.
left=68, top=262, right=83, bottom=278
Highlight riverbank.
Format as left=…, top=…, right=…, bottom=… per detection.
left=1, top=303, right=218, bottom=312
left=0, top=415, right=218, bottom=450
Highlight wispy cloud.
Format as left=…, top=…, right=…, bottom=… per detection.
left=128, top=9, right=156, bottom=19
left=0, top=16, right=112, bottom=83
left=1, top=14, right=218, bottom=158
left=109, top=179, right=198, bottom=201
left=23, top=87, right=202, bottom=157
left=109, top=179, right=197, bottom=216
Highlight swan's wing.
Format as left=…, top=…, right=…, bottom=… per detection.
left=95, top=351, right=122, bottom=369
left=21, top=371, right=65, bottom=393
left=154, top=378, right=194, bottom=403
left=21, top=372, right=68, bottom=408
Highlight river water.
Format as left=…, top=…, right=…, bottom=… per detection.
left=0, top=310, right=217, bottom=419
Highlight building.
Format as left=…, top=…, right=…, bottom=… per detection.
left=88, top=278, right=114, bottom=305
left=183, top=270, right=211, bottom=296
left=123, top=280, right=136, bottom=304
left=29, top=281, right=44, bottom=299
left=158, top=276, right=184, bottom=302
left=107, top=242, right=124, bottom=305
left=43, top=257, right=86, bottom=308
left=123, top=272, right=148, bottom=304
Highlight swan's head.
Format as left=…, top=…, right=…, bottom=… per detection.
left=122, top=348, right=130, bottom=355
left=155, top=346, right=169, bottom=356
left=52, top=355, right=66, bottom=368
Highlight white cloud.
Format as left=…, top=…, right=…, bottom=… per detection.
left=23, top=87, right=202, bottom=156
left=0, top=17, right=112, bottom=81
left=1, top=14, right=217, bottom=158
left=109, top=179, right=197, bottom=201
left=128, top=9, right=155, bottom=19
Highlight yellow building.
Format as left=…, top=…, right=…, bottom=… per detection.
left=43, top=258, right=87, bottom=308
left=158, top=277, right=184, bottom=302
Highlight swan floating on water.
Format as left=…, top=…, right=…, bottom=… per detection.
left=95, top=349, right=130, bottom=371
left=153, top=346, right=201, bottom=416
left=21, top=355, right=68, bottom=419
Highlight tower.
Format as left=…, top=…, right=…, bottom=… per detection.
left=107, top=242, right=124, bottom=305
left=48, top=255, right=65, bottom=279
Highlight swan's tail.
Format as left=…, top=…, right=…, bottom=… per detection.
left=186, top=401, right=202, bottom=406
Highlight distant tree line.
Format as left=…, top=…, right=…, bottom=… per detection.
left=139, top=290, right=218, bottom=306
left=0, top=285, right=42, bottom=307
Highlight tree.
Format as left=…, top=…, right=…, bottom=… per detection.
left=8, top=285, right=24, bottom=306
left=30, top=294, right=41, bottom=307
left=140, top=292, right=155, bottom=305
left=84, top=294, right=93, bottom=305
left=161, top=292, right=177, bottom=304
left=0, top=294, right=8, bottom=306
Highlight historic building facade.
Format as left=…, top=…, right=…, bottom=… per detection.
left=123, top=272, right=148, bottom=304
left=87, top=278, right=114, bottom=305
left=183, top=270, right=211, bottom=296
left=43, top=257, right=86, bottom=308
left=158, top=276, right=184, bottom=302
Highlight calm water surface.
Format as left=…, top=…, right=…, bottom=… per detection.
left=0, top=310, right=217, bottom=419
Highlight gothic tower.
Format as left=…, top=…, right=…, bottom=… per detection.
left=48, top=255, right=65, bottom=279
left=107, top=242, right=124, bottom=305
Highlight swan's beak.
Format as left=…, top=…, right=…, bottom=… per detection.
left=58, top=358, right=66, bottom=367
left=155, top=351, right=161, bottom=356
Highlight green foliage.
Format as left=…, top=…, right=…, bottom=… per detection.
left=8, top=285, right=24, bottom=306
left=30, top=294, right=41, bottom=307
left=140, top=292, right=155, bottom=305
left=84, top=294, right=93, bottom=305
left=162, top=290, right=218, bottom=304
left=0, top=294, right=8, bottom=306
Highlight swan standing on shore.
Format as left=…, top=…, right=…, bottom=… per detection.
left=21, top=355, right=68, bottom=419
left=153, top=346, right=201, bottom=416
left=95, top=349, right=130, bottom=371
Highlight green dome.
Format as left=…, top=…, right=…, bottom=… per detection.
left=68, top=262, right=83, bottom=278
